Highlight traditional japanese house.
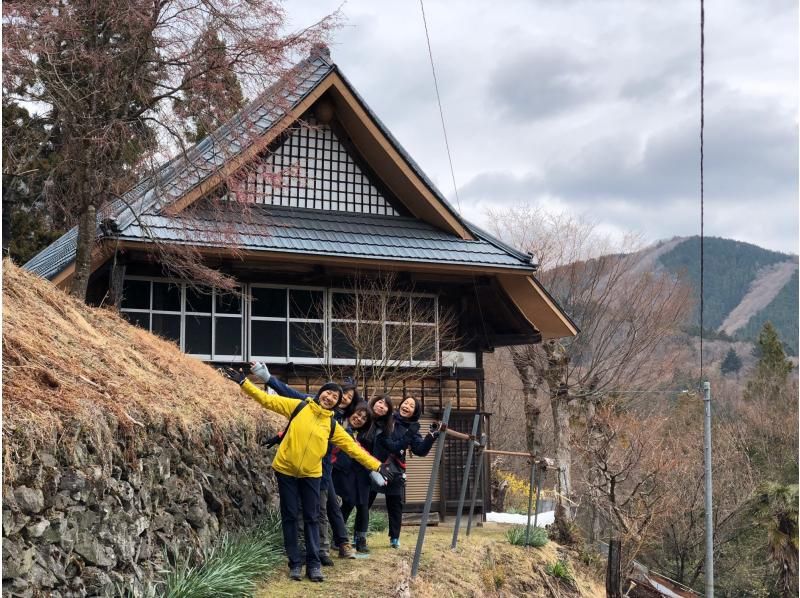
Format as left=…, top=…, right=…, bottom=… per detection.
left=24, top=46, right=577, bottom=515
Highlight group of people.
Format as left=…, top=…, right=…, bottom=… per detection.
left=221, top=362, right=442, bottom=583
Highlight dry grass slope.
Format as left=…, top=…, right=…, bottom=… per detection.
left=2, top=260, right=282, bottom=480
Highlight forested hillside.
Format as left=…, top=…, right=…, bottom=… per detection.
left=657, top=236, right=798, bottom=353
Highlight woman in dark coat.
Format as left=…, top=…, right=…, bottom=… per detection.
left=367, top=395, right=440, bottom=548
left=331, top=403, right=373, bottom=553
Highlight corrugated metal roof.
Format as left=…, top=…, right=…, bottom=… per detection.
left=119, top=204, right=531, bottom=270
left=23, top=49, right=534, bottom=279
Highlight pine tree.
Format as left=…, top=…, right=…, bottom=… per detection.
left=745, top=322, right=794, bottom=402
left=174, top=27, right=245, bottom=144
left=720, top=347, right=743, bottom=375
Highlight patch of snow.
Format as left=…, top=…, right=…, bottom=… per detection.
left=485, top=511, right=555, bottom=527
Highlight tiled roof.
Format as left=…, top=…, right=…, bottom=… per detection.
left=24, top=54, right=336, bottom=279
left=120, top=204, right=532, bottom=270
left=23, top=50, right=534, bottom=279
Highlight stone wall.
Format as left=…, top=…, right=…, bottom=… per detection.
left=2, top=416, right=277, bottom=597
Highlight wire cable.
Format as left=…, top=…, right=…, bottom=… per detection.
left=418, top=0, right=491, bottom=350
left=419, top=0, right=463, bottom=213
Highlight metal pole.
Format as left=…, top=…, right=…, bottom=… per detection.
left=466, top=434, right=486, bottom=536
left=533, top=464, right=543, bottom=529
left=451, top=414, right=481, bottom=550
left=412, top=404, right=452, bottom=578
left=525, top=457, right=537, bottom=546
left=703, top=381, right=714, bottom=597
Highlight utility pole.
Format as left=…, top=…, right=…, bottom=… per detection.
left=703, top=380, right=714, bottom=597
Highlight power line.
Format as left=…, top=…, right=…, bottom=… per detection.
left=418, top=0, right=462, bottom=213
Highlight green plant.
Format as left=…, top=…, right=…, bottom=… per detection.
left=505, top=525, right=548, bottom=547
left=545, top=559, right=575, bottom=584
left=346, top=509, right=389, bottom=536
left=162, top=511, right=284, bottom=597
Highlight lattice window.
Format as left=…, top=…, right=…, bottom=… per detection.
left=232, top=119, right=399, bottom=215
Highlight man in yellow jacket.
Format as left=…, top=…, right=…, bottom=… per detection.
left=221, top=366, right=390, bottom=582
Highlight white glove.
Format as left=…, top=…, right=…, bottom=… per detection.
left=369, top=470, right=387, bottom=487
left=250, top=362, right=270, bottom=382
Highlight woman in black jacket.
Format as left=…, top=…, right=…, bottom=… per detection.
left=368, top=395, right=439, bottom=548
left=331, top=403, right=373, bottom=553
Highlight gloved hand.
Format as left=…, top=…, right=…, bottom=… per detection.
left=429, top=421, right=442, bottom=438
left=369, top=470, right=387, bottom=487
left=220, top=366, right=247, bottom=385
left=261, top=434, right=282, bottom=448
left=250, top=361, right=270, bottom=382
left=379, top=462, right=395, bottom=483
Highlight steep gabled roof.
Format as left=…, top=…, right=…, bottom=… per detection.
left=25, top=53, right=336, bottom=279
left=21, top=47, right=536, bottom=276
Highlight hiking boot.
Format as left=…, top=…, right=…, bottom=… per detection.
left=390, top=537, right=400, bottom=549
left=289, top=566, right=302, bottom=581
left=338, top=542, right=357, bottom=559
left=355, top=538, right=370, bottom=553
left=319, top=553, right=335, bottom=567
left=307, top=566, right=324, bottom=582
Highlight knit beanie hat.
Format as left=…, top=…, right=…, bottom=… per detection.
left=315, top=382, right=343, bottom=408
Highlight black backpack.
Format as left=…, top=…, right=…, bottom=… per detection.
left=263, top=400, right=335, bottom=447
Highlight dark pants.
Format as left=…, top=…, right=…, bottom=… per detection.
left=369, top=491, right=404, bottom=539
left=276, top=472, right=321, bottom=569
left=320, top=476, right=349, bottom=551
left=341, top=500, right=370, bottom=535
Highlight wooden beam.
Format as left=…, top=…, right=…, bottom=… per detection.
left=496, top=274, right=578, bottom=340
left=327, top=76, right=472, bottom=240
left=114, top=240, right=534, bottom=277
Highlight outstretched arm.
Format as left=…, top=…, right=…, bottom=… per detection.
left=409, top=431, right=436, bottom=457
left=266, top=376, right=310, bottom=400
left=240, top=379, right=303, bottom=419
left=331, top=423, right=381, bottom=472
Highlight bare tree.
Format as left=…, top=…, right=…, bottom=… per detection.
left=295, top=273, right=459, bottom=396
left=3, top=0, right=337, bottom=299
left=578, top=402, right=675, bottom=594
left=488, top=205, right=692, bottom=527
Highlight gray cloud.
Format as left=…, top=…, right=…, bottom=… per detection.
left=282, top=0, right=797, bottom=252
left=488, top=48, right=595, bottom=121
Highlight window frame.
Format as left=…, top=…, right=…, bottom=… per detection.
left=120, top=276, right=245, bottom=362
left=328, top=288, right=439, bottom=368
left=248, top=283, right=328, bottom=365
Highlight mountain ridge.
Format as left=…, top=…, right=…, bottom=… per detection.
left=637, top=235, right=798, bottom=354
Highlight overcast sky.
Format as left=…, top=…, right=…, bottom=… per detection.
left=283, top=0, right=798, bottom=254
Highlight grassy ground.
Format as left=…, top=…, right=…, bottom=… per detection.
left=256, top=524, right=604, bottom=598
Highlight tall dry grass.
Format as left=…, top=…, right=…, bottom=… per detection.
left=2, top=260, right=282, bottom=478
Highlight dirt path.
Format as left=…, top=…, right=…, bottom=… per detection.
left=255, top=525, right=604, bottom=597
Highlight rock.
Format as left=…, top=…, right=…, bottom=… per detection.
left=39, top=452, right=58, bottom=468
left=59, top=470, right=86, bottom=493
left=3, top=508, right=30, bottom=535
left=74, top=533, right=116, bottom=568
left=81, top=567, right=111, bottom=595
left=24, top=519, right=50, bottom=538
left=2, top=539, right=36, bottom=579
left=150, top=512, right=174, bottom=534
left=27, top=562, right=57, bottom=589
left=186, top=503, right=209, bottom=529
left=51, top=491, right=75, bottom=510
left=14, top=487, right=44, bottom=514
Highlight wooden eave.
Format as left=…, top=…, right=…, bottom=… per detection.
left=496, top=274, right=579, bottom=340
